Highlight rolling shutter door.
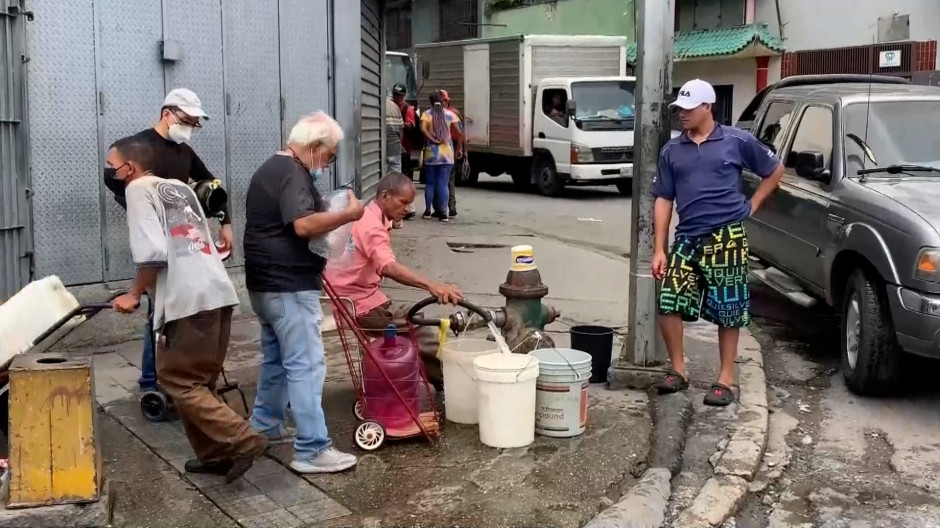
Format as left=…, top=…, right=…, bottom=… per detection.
left=360, top=0, right=384, bottom=200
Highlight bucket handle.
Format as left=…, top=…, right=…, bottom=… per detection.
left=542, top=346, right=582, bottom=376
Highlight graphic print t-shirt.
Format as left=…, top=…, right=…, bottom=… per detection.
left=125, top=175, right=239, bottom=330
left=420, top=109, right=460, bottom=165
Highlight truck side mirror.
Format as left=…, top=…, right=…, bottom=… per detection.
left=566, top=99, right=576, bottom=117
left=422, top=61, right=431, bottom=80
left=794, top=150, right=829, bottom=182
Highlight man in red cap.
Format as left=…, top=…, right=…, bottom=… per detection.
left=439, top=90, right=466, bottom=218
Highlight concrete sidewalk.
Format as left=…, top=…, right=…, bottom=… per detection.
left=0, top=185, right=769, bottom=527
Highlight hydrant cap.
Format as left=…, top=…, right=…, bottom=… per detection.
left=510, top=245, right=536, bottom=271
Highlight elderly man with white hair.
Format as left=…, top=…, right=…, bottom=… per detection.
left=243, top=111, right=364, bottom=474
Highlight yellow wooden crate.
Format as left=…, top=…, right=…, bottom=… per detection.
left=8, top=353, right=101, bottom=508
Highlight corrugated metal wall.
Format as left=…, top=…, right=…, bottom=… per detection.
left=417, top=37, right=524, bottom=155
left=22, top=0, right=347, bottom=287
left=0, top=3, right=31, bottom=302
left=489, top=39, right=522, bottom=155
left=361, top=0, right=385, bottom=200
left=416, top=44, right=466, bottom=116
left=531, top=46, right=622, bottom=85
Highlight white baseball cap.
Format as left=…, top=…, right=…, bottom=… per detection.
left=162, top=88, right=209, bottom=120
left=670, top=79, right=716, bottom=110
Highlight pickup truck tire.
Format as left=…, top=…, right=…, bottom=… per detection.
left=840, top=269, right=902, bottom=395
left=533, top=155, right=564, bottom=197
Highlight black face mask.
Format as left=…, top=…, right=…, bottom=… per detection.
left=104, top=167, right=128, bottom=205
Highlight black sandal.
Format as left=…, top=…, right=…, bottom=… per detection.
left=703, top=383, right=735, bottom=407
left=655, top=370, right=689, bottom=394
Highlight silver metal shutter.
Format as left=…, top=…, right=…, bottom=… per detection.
left=222, top=0, right=282, bottom=266
left=27, top=0, right=103, bottom=284
left=279, top=0, right=334, bottom=196
left=99, top=0, right=165, bottom=281
left=0, top=2, right=32, bottom=300
left=360, top=0, right=384, bottom=200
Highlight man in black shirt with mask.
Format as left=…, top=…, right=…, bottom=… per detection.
left=104, top=88, right=231, bottom=396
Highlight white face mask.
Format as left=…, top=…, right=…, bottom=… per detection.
left=167, top=114, right=195, bottom=144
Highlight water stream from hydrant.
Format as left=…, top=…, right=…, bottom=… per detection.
left=486, top=321, right=513, bottom=354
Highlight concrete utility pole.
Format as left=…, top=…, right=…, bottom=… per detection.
left=619, top=0, right=674, bottom=369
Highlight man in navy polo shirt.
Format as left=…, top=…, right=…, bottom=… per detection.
left=651, top=79, right=784, bottom=406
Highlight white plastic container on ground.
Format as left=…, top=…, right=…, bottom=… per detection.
left=529, top=348, right=592, bottom=438
left=441, top=339, right=497, bottom=424
left=473, top=353, right=539, bottom=448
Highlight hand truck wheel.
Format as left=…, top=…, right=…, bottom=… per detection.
left=354, top=421, right=385, bottom=451
left=352, top=399, right=365, bottom=421
left=141, top=390, right=170, bottom=423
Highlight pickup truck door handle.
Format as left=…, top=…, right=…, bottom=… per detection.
left=827, top=213, right=845, bottom=225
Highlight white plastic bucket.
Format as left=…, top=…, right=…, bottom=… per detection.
left=473, top=353, right=540, bottom=449
left=529, top=348, right=592, bottom=438
left=441, top=339, right=498, bottom=424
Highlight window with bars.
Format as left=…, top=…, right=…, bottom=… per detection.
left=386, top=5, right=413, bottom=51
left=676, top=0, right=746, bottom=32
left=439, top=0, right=480, bottom=42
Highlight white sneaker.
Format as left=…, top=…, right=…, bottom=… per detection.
left=290, top=447, right=358, bottom=474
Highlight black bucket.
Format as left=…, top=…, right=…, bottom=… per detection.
left=570, top=325, right=615, bottom=383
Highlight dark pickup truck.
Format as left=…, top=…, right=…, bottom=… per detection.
left=738, top=74, right=940, bottom=396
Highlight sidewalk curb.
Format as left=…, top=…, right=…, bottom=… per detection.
left=674, top=327, right=769, bottom=528
left=584, top=386, right=692, bottom=528
left=584, top=468, right=672, bottom=528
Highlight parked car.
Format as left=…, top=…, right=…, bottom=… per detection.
left=738, top=74, right=940, bottom=396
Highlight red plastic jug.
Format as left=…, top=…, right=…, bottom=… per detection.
left=361, top=325, right=421, bottom=429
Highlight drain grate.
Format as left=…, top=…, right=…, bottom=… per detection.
left=446, top=242, right=509, bottom=253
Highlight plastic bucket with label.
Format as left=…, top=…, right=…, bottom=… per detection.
left=529, top=348, right=592, bottom=438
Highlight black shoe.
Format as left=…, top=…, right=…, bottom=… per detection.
left=448, top=209, right=457, bottom=218
left=184, top=458, right=233, bottom=476
left=404, top=211, right=417, bottom=220
left=422, top=210, right=432, bottom=219
left=225, top=455, right=258, bottom=483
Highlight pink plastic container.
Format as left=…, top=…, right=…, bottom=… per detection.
left=361, top=325, right=421, bottom=430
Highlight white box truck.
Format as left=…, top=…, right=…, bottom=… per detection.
left=415, top=35, right=636, bottom=196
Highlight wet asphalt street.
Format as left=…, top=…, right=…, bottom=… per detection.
left=736, top=282, right=940, bottom=528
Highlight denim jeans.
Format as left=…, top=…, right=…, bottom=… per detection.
left=248, top=290, right=331, bottom=461
left=138, top=295, right=157, bottom=391
left=424, top=163, right=452, bottom=215
left=387, top=154, right=402, bottom=173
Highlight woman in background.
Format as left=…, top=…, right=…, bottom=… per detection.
left=419, top=90, right=462, bottom=222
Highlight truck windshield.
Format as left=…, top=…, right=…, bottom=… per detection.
left=386, top=54, right=419, bottom=102
left=844, top=101, right=940, bottom=175
left=571, top=80, right=637, bottom=131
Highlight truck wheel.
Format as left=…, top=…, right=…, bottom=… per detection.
left=532, top=155, right=563, bottom=197
left=840, top=269, right=902, bottom=396
left=616, top=180, right=632, bottom=196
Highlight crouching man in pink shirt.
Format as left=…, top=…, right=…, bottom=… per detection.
left=324, top=172, right=462, bottom=387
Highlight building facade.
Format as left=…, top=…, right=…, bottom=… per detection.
left=0, top=0, right=390, bottom=300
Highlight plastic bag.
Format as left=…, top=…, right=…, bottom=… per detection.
left=309, top=189, right=356, bottom=269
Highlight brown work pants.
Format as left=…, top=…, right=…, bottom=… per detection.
left=157, top=307, right=266, bottom=463
left=357, top=302, right=442, bottom=387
